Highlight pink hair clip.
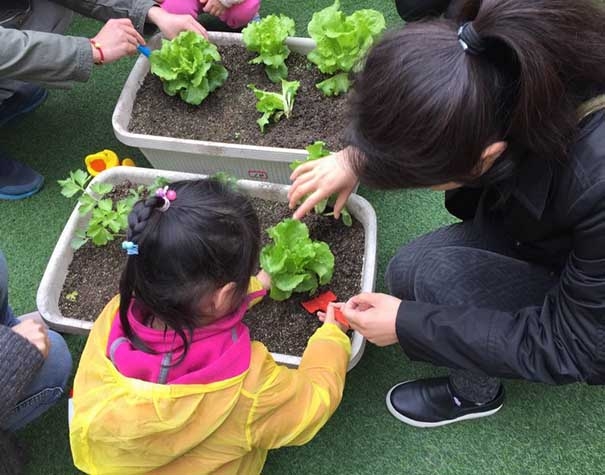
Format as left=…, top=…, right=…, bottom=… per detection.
left=156, top=186, right=177, bottom=212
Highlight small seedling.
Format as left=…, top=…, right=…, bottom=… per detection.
left=290, top=141, right=353, bottom=226
left=242, top=14, right=295, bottom=83
left=211, top=171, right=239, bottom=189
left=58, top=170, right=169, bottom=249
left=260, top=219, right=334, bottom=301
left=65, top=290, right=79, bottom=302
left=248, top=79, right=300, bottom=132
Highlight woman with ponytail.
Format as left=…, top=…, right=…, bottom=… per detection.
left=289, top=0, right=605, bottom=427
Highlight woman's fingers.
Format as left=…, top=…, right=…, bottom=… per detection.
left=332, top=190, right=349, bottom=219
left=287, top=175, right=315, bottom=209
left=290, top=159, right=318, bottom=182
left=292, top=189, right=329, bottom=219
left=342, top=293, right=401, bottom=346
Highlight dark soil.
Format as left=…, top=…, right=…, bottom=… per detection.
left=129, top=44, right=349, bottom=150
left=244, top=198, right=364, bottom=356
left=60, top=240, right=124, bottom=322
left=59, top=186, right=364, bottom=356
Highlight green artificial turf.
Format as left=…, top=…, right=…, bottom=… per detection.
left=0, top=2, right=603, bottom=474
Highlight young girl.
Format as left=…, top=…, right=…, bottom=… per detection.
left=69, top=178, right=351, bottom=474
left=161, top=0, right=260, bottom=30
left=289, top=0, right=605, bottom=427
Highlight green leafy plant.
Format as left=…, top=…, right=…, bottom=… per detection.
left=58, top=170, right=168, bottom=249
left=289, top=141, right=353, bottom=226
left=242, top=14, right=296, bottom=83
left=150, top=30, right=228, bottom=105
left=307, top=0, right=386, bottom=96
left=211, top=171, right=239, bottom=189
left=248, top=79, right=300, bottom=132
left=260, top=219, right=335, bottom=301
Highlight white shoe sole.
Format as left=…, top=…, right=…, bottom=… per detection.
left=385, top=381, right=503, bottom=428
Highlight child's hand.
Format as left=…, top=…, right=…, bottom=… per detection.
left=147, top=6, right=208, bottom=40
left=200, top=0, right=227, bottom=17
left=256, top=270, right=271, bottom=290
left=318, top=302, right=348, bottom=332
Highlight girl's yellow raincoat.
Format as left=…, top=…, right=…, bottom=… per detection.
left=70, top=296, right=351, bottom=475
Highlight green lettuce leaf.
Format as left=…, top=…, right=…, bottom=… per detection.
left=248, top=79, right=300, bottom=132
left=307, top=0, right=385, bottom=96
left=150, top=31, right=228, bottom=106
left=242, top=14, right=295, bottom=83
left=260, top=219, right=335, bottom=301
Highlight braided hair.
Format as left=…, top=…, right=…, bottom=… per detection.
left=118, top=178, right=261, bottom=359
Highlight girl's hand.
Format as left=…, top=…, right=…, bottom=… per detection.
left=342, top=293, right=401, bottom=346
left=147, top=6, right=209, bottom=40
left=318, top=302, right=348, bottom=333
left=288, top=147, right=359, bottom=220
left=256, top=270, right=271, bottom=290
left=200, top=0, right=227, bottom=17
left=12, top=319, right=50, bottom=358
left=90, top=19, right=145, bottom=64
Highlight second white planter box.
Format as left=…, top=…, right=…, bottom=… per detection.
left=38, top=167, right=377, bottom=370
left=113, top=32, right=322, bottom=185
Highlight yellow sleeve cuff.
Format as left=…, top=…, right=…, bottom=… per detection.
left=247, top=276, right=266, bottom=308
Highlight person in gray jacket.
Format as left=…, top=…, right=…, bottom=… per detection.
left=0, top=0, right=208, bottom=200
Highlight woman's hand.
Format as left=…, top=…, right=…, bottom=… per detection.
left=318, top=302, right=349, bottom=333
left=147, top=6, right=209, bottom=40
left=12, top=319, right=50, bottom=358
left=200, top=0, right=227, bottom=17
left=342, top=293, right=401, bottom=346
left=90, top=19, right=145, bottom=64
left=288, top=147, right=359, bottom=220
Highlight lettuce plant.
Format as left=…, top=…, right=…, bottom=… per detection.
left=242, top=14, right=296, bottom=83
left=307, top=0, right=386, bottom=96
left=289, top=141, right=353, bottom=226
left=150, top=31, right=228, bottom=106
left=248, top=79, right=300, bottom=132
left=260, top=219, right=335, bottom=301
left=58, top=170, right=168, bottom=249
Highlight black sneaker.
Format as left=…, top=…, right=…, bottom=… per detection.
left=386, top=377, right=504, bottom=428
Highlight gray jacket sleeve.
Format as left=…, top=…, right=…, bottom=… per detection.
left=0, top=325, right=44, bottom=424
left=0, top=27, right=93, bottom=88
left=0, top=0, right=158, bottom=88
left=49, top=0, right=158, bottom=34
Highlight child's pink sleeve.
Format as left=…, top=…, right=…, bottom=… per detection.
left=161, top=0, right=200, bottom=18
left=219, top=0, right=261, bottom=29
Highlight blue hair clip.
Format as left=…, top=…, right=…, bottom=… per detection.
left=121, top=241, right=139, bottom=256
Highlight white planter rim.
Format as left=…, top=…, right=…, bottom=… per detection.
left=37, top=167, right=377, bottom=370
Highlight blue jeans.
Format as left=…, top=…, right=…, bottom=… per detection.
left=0, top=251, right=72, bottom=431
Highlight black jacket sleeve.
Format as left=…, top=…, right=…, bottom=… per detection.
left=0, top=325, right=44, bottom=424
left=395, top=184, right=605, bottom=385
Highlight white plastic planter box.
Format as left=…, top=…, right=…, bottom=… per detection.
left=113, top=32, right=321, bottom=185
left=37, top=167, right=377, bottom=370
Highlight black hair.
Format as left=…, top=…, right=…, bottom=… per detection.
left=347, top=0, right=605, bottom=189
left=118, top=178, right=260, bottom=359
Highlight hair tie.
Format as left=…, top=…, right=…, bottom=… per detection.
left=458, top=22, right=486, bottom=56
left=122, top=241, right=139, bottom=256
left=155, top=186, right=177, bottom=212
